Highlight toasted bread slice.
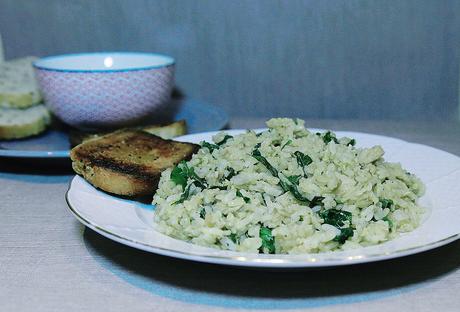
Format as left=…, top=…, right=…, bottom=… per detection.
left=70, top=130, right=199, bottom=196
left=141, top=120, right=187, bottom=139
left=0, top=104, right=51, bottom=139
left=0, top=56, right=43, bottom=109
left=68, top=120, right=187, bottom=148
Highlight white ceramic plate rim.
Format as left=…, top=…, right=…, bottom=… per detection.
left=66, top=129, right=460, bottom=268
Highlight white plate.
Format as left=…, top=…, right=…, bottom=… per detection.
left=66, top=129, right=460, bottom=268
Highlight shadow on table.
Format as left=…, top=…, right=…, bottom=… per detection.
left=83, top=228, right=460, bottom=309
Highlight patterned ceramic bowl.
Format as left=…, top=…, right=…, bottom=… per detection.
left=33, top=52, right=175, bottom=129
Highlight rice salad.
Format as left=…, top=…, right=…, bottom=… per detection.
left=153, top=118, right=425, bottom=254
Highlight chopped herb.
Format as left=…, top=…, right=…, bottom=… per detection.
left=252, top=145, right=322, bottom=207
left=201, top=141, right=219, bottom=153
left=259, top=226, right=275, bottom=254
left=310, top=196, right=325, bottom=207
left=225, top=167, right=237, bottom=180
left=228, top=233, right=239, bottom=244
left=217, top=135, right=233, bottom=146
left=335, top=199, right=344, bottom=205
left=299, top=216, right=304, bottom=222
left=252, top=148, right=278, bottom=177
left=320, top=209, right=354, bottom=244
left=236, top=190, right=250, bottom=203
left=171, top=161, right=207, bottom=204
left=383, top=216, right=393, bottom=230
left=333, top=227, right=354, bottom=244
left=319, top=209, right=352, bottom=227
left=199, top=207, right=206, bottom=219
left=323, top=131, right=339, bottom=144
left=316, top=132, right=321, bottom=136
left=170, top=162, right=188, bottom=190
left=256, top=132, right=263, bottom=137
left=209, top=185, right=228, bottom=190
left=174, top=183, right=192, bottom=204
left=287, top=175, right=301, bottom=185
left=379, top=198, right=394, bottom=209
left=294, top=151, right=312, bottom=177
left=281, top=139, right=292, bottom=150
left=347, top=139, right=356, bottom=146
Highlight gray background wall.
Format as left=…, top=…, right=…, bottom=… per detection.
left=0, top=0, right=459, bottom=120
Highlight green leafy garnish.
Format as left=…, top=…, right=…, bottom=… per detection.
left=170, top=163, right=188, bottom=190
left=333, top=227, right=354, bottom=244
left=171, top=161, right=207, bottom=204
left=319, top=209, right=352, bottom=227
left=236, top=190, right=250, bottom=203
left=209, top=185, right=228, bottom=190
left=294, top=151, right=312, bottom=177
left=383, top=216, right=393, bottom=230
left=379, top=198, right=394, bottom=209
left=201, top=141, right=219, bottom=153
left=347, top=139, right=356, bottom=146
left=201, top=135, right=233, bottom=153
left=174, top=183, right=193, bottom=204
left=281, top=139, right=292, bottom=150
left=252, top=148, right=278, bottom=177
left=199, top=207, right=206, bottom=219
left=252, top=146, right=322, bottom=207
left=225, top=167, right=237, bottom=180
left=323, top=131, right=339, bottom=144
left=320, top=209, right=354, bottom=244
left=228, top=233, right=239, bottom=244
left=217, top=135, right=233, bottom=146
left=259, top=226, right=275, bottom=254
left=287, top=175, right=301, bottom=185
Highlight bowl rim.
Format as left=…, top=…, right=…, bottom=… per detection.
left=33, top=52, right=175, bottom=73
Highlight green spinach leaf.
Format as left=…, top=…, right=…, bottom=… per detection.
left=294, top=151, right=312, bottom=177
left=259, top=226, right=275, bottom=254
left=217, top=135, right=233, bottom=146
left=319, top=209, right=352, bottom=227
left=379, top=198, right=394, bottom=209
left=323, top=131, right=339, bottom=144
left=236, top=190, right=250, bottom=203
left=333, top=227, right=354, bottom=244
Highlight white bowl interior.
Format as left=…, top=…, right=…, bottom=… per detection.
left=34, top=52, right=174, bottom=71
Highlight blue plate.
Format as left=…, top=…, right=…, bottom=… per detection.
left=0, top=99, right=228, bottom=158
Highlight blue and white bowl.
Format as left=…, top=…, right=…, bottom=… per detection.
left=33, top=52, right=175, bottom=129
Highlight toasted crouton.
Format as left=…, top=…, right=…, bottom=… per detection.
left=70, top=129, right=199, bottom=196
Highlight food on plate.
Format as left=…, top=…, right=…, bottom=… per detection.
left=69, top=120, right=187, bottom=147
left=0, top=56, right=51, bottom=139
left=0, top=56, right=42, bottom=109
left=70, top=129, right=199, bottom=196
left=153, top=118, right=425, bottom=254
left=0, top=104, right=51, bottom=139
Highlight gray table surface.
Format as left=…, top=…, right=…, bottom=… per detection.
left=1, top=118, right=459, bottom=312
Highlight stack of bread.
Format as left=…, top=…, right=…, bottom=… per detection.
left=0, top=56, right=51, bottom=139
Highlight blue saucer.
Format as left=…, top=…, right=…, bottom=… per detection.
left=0, top=99, right=228, bottom=158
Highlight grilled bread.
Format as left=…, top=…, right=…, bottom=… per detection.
left=68, top=120, right=187, bottom=148
left=70, top=129, right=199, bottom=196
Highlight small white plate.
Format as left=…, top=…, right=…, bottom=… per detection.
left=66, top=129, right=460, bottom=268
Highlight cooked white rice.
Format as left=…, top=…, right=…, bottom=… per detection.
left=153, top=118, right=425, bottom=254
